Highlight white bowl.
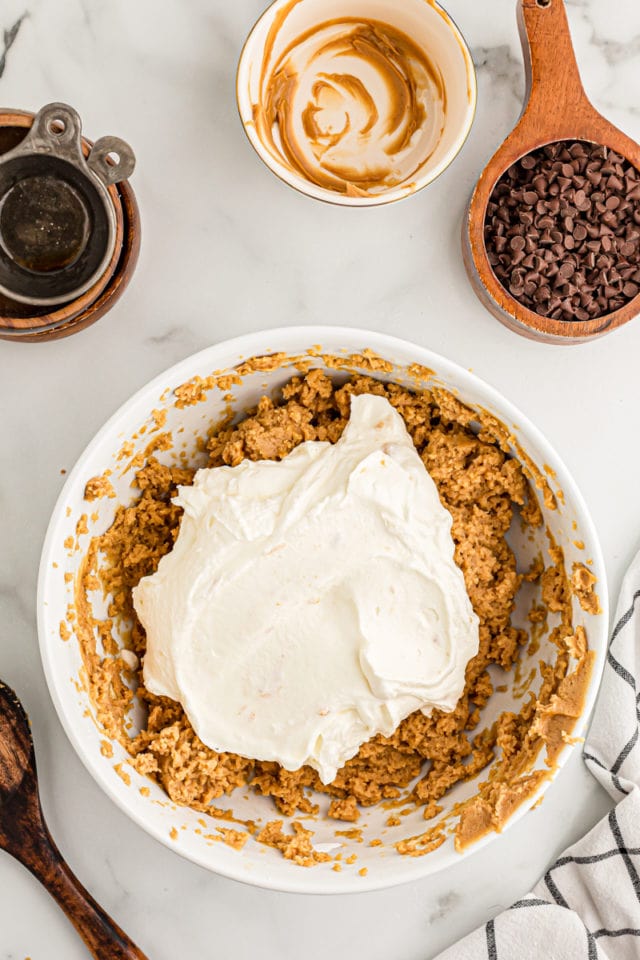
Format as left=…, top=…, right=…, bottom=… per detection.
left=236, top=0, right=477, bottom=206
left=38, top=327, right=608, bottom=894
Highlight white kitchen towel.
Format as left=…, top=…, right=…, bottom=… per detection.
left=437, top=550, right=640, bottom=960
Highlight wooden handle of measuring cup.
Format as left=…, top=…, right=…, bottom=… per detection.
left=516, top=0, right=599, bottom=137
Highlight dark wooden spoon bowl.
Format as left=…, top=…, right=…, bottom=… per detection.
left=463, top=0, right=640, bottom=344
left=0, top=680, right=149, bottom=959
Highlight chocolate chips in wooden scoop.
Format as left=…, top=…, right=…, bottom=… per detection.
left=484, top=141, right=640, bottom=322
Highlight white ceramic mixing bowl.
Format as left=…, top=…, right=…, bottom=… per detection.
left=38, top=327, right=607, bottom=893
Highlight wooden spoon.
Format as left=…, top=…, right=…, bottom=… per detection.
left=463, top=0, right=640, bottom=344
left=0, top=680, right=149, bottom=959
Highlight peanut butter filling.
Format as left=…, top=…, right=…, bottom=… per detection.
left=73, top=369, right=598, bottom=865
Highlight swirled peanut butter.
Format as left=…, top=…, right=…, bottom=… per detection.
left=253, top=18, right=446, bottom=197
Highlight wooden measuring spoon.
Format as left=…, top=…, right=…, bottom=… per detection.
left=464, top=0, right=640, bottom=344
left=0, top=680, right=149, bottom=959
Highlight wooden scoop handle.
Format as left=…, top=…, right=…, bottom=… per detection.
left=2, top=771, right=148, bottom=960
left=517, top=0, right=595, bottom=133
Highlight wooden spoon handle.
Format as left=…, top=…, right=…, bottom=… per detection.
left=517, top=0, right=594, bottom=131
left=9, top=815, right=148, bottom=959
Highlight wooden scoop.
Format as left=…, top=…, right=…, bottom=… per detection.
left=463, top=0, right=640, bottom=344
left=0, top=680, right=149, bottom=959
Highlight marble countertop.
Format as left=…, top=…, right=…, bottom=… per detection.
left=1, top=1, right=639, bottom=957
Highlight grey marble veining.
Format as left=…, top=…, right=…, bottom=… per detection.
left=0, top=1, right=638, bottom=958
left=0, top=13, right=26, bottom=78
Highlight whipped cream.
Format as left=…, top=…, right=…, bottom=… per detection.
left=133, top=394, right=479, bottom=784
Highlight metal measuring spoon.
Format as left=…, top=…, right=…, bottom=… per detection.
left=0, top=680, right=149, bottom=959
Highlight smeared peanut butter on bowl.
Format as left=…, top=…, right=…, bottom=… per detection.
left=253, top=17, right=446, bottom=197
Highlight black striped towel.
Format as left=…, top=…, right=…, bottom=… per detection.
left=437, top=555, right=640, bottom=960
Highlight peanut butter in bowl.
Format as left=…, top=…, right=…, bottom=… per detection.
left=237, top=0, right=477, bottom=205
left=38, top=330, right=608, bottom=893
left=254, top=19, right=446, bottom=197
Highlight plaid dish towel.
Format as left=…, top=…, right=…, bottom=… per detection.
left=437, top=551, right=640, bottom=960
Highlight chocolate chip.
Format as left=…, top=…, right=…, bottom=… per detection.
left=558, top=262, right=576, bottom=279
left=484, top=140, right=640, bottom=322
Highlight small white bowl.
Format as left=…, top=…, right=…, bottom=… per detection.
left=38, top=327, right=607, bottom=894
left=236, top=0, right=477, bottom=206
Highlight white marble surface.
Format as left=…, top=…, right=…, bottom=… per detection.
left=1, top=0, right=640, bottom=957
